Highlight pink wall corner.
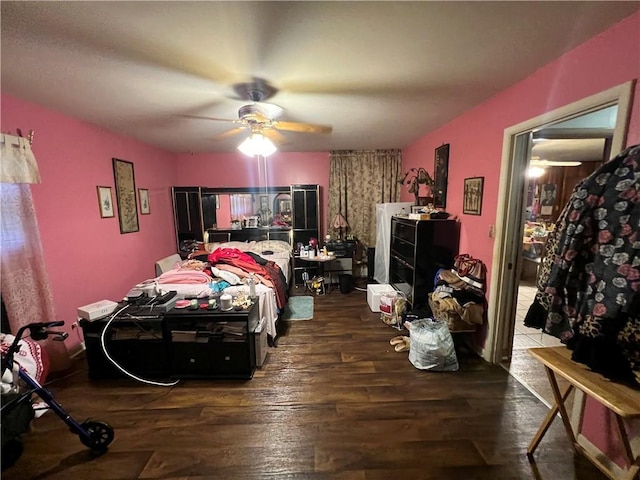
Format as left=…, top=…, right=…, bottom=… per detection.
left=1, top=94, right=178, bottom=349
left=174, top=151, right=331, bottom=236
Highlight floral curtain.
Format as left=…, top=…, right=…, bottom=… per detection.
left=0, top=137, right=70, bottom=372
left=328, top=149, right=402, bottom=251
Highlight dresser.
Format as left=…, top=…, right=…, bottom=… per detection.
left=389, top=216, right=460, bottom=307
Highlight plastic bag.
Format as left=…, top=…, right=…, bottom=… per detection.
left=408, top=318, right=459, bottom=371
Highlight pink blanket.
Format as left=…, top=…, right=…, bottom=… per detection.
left=157, top=269, right=211, bottom=284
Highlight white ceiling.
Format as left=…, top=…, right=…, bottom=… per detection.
left=2, top=1, right=638, bottom=154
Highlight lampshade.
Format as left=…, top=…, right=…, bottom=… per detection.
left=332, top=213, right=349, bottom=230
left=237, top=132, right=277, bottom=157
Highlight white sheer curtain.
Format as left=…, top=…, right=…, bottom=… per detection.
left=230, top=194, right=256, bottom=221
left=0, top=135, right=70, bottom=372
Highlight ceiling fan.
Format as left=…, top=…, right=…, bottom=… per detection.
left=181, top=79, right=333, bottom=147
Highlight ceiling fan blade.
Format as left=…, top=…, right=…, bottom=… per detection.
left=271, top=120, right=332, bottom=135
left=262, top=128, right=286, bottom=144
left=178, top=114, right=241, bottom=124
left=210, top=127, right=247, bottom=141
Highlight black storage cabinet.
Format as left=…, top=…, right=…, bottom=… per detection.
left=164, top=302, right=259, bottom=380
left=80, top=316, right=170, bottom=380
left=389, top=217, right=460, bottom=308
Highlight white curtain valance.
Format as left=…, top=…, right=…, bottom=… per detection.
left=1, top=133, right=41, bottom=184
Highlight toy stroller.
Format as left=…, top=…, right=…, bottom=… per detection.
left=1, top=321, right=115, bottom=470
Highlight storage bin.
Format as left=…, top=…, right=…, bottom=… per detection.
left=366, top=284, right=397, bottom=312
left=339, top=274, right=353, bottom=294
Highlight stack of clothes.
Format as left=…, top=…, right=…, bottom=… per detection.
left=428, top=267, right=485, bottom=332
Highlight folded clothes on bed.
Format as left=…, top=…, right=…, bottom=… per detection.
left=157, top=269, right=212, bottom=284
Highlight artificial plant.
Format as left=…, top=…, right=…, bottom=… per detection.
left=399, top=167, right=435, bottom=204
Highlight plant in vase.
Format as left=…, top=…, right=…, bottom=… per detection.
left=399, top=167, right=435, bottom=205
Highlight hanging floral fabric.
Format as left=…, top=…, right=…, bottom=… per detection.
left=524, top=143, right=640, bottom=384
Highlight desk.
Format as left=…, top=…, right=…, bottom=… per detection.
left=297, top=256, right=336, bottom=295
left=527, top=346, right=640, bottom=480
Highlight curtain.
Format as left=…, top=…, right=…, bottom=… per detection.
left=230, top=194, right=255, bottom=221
left=1, top=133, right=40, bottom=184
left=328, top=149, right=402, bottom=251
left=0, top=137, right=70, bottom=372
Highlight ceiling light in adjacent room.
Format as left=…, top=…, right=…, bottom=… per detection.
left=527, top=166, right=546, bottom=178
left=530, top=159, right=582, bottom=167
left=237, top=132, right=277, bottom=157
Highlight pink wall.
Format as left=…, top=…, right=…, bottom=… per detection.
left=402, top=13, right=639, bottom=466
left=403, top=12, right=640, bottom=300
left=174, top=151, right=331, bottom=236
left=1, top=94, right=178, bottom=349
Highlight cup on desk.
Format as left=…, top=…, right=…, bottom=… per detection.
left=220, top=293, right=232, bottom=311
left=308, top=249, right=316, bottom=259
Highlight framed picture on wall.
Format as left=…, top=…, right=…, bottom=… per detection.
left=434, top=143, right=450, bottom=208
left=97, top=186, right=114, bottom=218
left=139, top=188, right=150, bottom=215
left=463, top=177, right=484, bottom=215
left=112, top=158, right=139, bottom=233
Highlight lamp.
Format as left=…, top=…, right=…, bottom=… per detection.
left=237, top=131, right=277, bottom=157
left=332, top=213, right=349, bottom=242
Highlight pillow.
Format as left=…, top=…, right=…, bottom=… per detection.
left=253, top=240, right=291, bottom=253
left=211, top=266, right=242, bottom=285
left=205, top=242, right=221, bottom=253
left=217, top=241, right=257, bottom=252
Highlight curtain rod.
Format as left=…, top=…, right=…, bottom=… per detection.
left=3, top=128, right=35, bottom=145
left=19, top=128, right=35, bottom=145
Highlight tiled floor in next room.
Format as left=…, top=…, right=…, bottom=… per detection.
left=504, top=281, right=566, bottom=407
left=513, top=282, right=564, bottom=350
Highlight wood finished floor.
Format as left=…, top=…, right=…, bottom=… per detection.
left=4, top=287, right=607, bottom=480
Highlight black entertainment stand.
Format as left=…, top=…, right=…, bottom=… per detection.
left=80, top=302, right=258, bottom=380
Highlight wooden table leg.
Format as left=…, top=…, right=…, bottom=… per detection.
left=545, top=366, right=579, bottom=453
left=527, top=383, right=574, bottom=461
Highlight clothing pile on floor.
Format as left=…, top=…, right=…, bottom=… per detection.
left=428, top=259, right=486, bottom=332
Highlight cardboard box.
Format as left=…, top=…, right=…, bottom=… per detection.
left=367, top=284, right=397, bottom=312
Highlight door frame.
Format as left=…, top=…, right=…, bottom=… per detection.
left=485, top=80, right=635, bottom=364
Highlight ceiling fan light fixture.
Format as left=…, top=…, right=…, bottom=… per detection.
left=237, top=132, right=277, bottom=157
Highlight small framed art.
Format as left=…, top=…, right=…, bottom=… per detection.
left=139, top=188, right=150, bottom=215
left=112, top=158, right=139, bottom=233
left=97, top=186, right=114, bottom=218
left=463, top=177, right=484, bottom=215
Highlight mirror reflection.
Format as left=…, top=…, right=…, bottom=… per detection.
left=215, top=192, right=292, bottom=229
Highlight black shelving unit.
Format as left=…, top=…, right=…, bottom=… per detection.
left=389, top=216, right=460, bottom=307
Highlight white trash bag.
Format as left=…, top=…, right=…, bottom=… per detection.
left=408, top=318, right=459, bottom=371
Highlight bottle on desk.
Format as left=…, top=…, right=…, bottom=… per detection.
left=248, top=274, right=256, bottom=299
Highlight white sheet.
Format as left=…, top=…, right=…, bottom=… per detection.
left=223, top=284, right=278, bottom=338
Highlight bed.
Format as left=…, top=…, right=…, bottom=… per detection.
left=139, top=240, right=292, bottom=340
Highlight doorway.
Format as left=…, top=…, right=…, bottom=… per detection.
left=486, top=81, right=635, bottom=404
left=507, top=135, right=611, bottom=404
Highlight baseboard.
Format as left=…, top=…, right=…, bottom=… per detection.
left=69, top=341, right=86, bottom=359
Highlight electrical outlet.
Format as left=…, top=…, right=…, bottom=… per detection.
left=488, top=225, right=495, bottom=238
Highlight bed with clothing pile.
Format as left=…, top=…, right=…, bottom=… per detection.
left=143, top=240, right=291, bottom=341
